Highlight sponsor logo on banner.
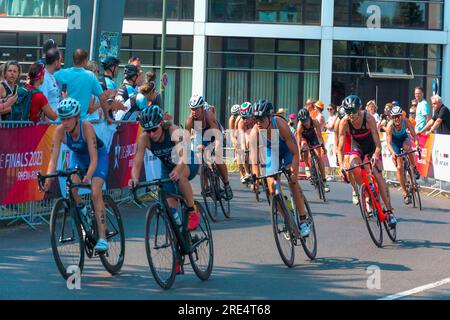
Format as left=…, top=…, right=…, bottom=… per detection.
left=432, top=134, right=450, bottom=182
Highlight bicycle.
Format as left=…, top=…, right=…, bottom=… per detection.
left=255, top=167, right=317, bottom=267
left=198, top=147, right=230, bottom=222
left=38, top=169, right=125, bottom=280
left=307, top=145, right=327, bottom=202
left=345, top=161, right=397, bottom=247
left=132, top=179, right=213, bottom=290
left=396, top=148, right=422, bottom=211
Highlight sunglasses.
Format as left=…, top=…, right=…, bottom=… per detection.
left=409, top=112, right=416, bottom=115
left=345, top=108, right=358, bottom=115
left=145, top=126, right=160, bottom=133
left=255, top=116, right=267, bottom=122
left=327, top=108, right=334, bottom=111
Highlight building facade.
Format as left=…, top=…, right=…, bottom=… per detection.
left=0, top=0, right=448, bottom=125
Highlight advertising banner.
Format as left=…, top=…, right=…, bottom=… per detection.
left=432, top=134, right=450, bottom=182
left=0, top=125, right=55, bottom=205
left=106, top=122, right=141, bottom=189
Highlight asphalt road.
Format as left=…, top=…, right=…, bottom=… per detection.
left=1, top=174, right=450, bottom=300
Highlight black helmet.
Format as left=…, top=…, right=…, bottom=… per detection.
left=124, top=64, right=139, bottom=80
left=297, top=108, right=310, bottom=122
left=101, top=56, right=120, bottom=71
left=139, top=105, right=163, bottom=131
left=253, top=99, right=273, bottom=117
left=342, top=95, right=362, bottom=114
left=337, top=106, right=347, bottom=120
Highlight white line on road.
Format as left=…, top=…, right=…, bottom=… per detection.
left=379, top=277, right=450, bottom=300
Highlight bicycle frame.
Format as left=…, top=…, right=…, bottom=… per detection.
left=132, top=180, right=207, bottom=256
left=347, top=161, right=387, bottom=223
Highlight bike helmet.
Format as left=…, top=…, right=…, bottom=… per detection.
left=390, top=105, right=403, bottom=117
left=240, top=102, right=253, bottom=119
left=101, top=56, right=120, bottom=71
left=188, top=94, right=205, bottom=109
left=123, top=64, right=139, bottom=79
left=297, top=108, right=310, bottom=122
left=337, top=106, right=347, bottom=120
left=139, top=105, right=163, bottom=131
left=57, top=98, right=81, bottom=119
left=342, top=95, right=362, bottom=114
left=231, top=104, right=241, bottom=116
left=391, top=100, right=400, bottom=107
left=253, top=99, right=273, bottom=117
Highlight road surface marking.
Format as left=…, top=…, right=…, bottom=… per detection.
left=379, top=277, right=450, bottom=300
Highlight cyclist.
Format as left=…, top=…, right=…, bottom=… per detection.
left=249, top=99, right=310, bottom=238
left=229, top=104, right=243, bottom=180
left=42, top=98, right=110, bottom=252
left=386, top=105, right=420, bottom=205
left=185, top=94, right=233, bottom=201
left=337, top=95, right=397, bottom=227
left=334, top=106, right=358, bottom=205
left=129, top=104, right=201, bottom=231
left=236, top=102, right=256, bottom=183
left=296, top=109, right=330, bottom=193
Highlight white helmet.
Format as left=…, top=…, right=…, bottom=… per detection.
left=231, top=104, right=240, bottom=116
left=391, top=105, right=403, bottom=117
left=189, top=94, right=205, bottom=109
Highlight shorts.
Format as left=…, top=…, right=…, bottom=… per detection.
left=263, top=146, right=293, bottom=174
left=160, top=151, right=199, bottom=195
left=391, top=135, right=410, bottom=155
left=350, top=141, right=378, bottom=162
left=70, top=147, right=109, bottom=181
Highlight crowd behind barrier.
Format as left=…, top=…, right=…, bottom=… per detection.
left=1, top=122, right=449, bottom=228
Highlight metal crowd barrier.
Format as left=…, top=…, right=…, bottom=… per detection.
left=0, top=120, right=141, bottom=229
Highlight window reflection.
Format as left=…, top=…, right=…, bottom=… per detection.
left=0, top=0, right=67, bottom=17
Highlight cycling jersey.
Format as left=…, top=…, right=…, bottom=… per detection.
left=349, top=111, right=376, bottom=161
left=261, top=116, right=295, bottom=173
left=301, top=122, right=320, bottom=147
left=149, top=127, right=199, bottom=195
left=116, top=83, right=138, bottom=104
left=390, top=118, right=410, bottom=155
left=66, top=120, right=108, bottom=181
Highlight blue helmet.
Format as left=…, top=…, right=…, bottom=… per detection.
left=57, top=98, right=81, bottom=119
left=139, top=105, right=163, bottom=131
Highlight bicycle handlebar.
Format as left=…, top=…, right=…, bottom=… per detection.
left=130, top=179, right=173, bottom=204
left=397, top=148, right=421, bottom=159
left=254, top=166, right=292, bottom=183
left=344, top=161, right=372, bottom=172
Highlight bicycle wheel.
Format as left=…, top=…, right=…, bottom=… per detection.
left=98, top=195, right=125, bottom=275
left=200, top=165, right=218, bottom=222
left=310, top=161, right=322, bottom=200
left=407, top=167, right=422, bottom=211
left=145, top=203, right=177, bottom=290
left=217, top=171, right=231, bottom=219
left=384, top=219, right=397, bottom=242
left=50, top=198, right=84, bottom=280
left=298, top=197, right=317, bottom=260
left=271, top=195, right=295, bottom=267
left=314, top=161, right=326, bottom=203
left=189, top=201, right=214, bottom=281
left=358, top=184, right=383, bottom=247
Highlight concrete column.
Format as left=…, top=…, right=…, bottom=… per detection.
left=192, top=0, right=207, bottom=96
left=441, top=0, right=450, bottom=103
left=319, top=0, right=334, bottom=118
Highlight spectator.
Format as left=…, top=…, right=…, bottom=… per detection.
left=115, top=64, right=140, bottom=105
left=418, top=95, right=450, bottom=135
left=314, top=100, right=326, bottom=131
left=409, top=99, right=418, bottom=128
left=0, top=63, right=5, bottom=81
left=378, top=103, right=392, bottom=132
left=24, top=62, right=57, bottom=123
left=325, top=104, right=337, bottom=132
left=100, top=56, right=120, bottom=92
left=39, top=48, right=62, bottom=112
left=305, top=98, right=317, bottom=119
left=365, top=100, right=381, bottom=123
left=0, top=60, right=20, bottom=98
left=37, top=38, right=59, bottom=65
left=145, top=70, right=163, bottom=109
left=0, top=61, right=20, bottom=119
left=115, top=81, right=157, bottom=121
left=54, top=48, right=122, bottom=123
left=288, top=113, right=297, bottom=134
left=128, top=56, right=144, bottom=86
left=85, top=60, right=102, bottom=121
left=414, top=86, right=431, bottom=134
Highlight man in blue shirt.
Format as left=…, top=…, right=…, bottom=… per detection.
left=54, top=49, right=123, bottom=123
left=414, top=86, right=431, bottom=133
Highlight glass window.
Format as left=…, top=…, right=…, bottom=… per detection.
left=0, top=33, right=16, bottom=46
left=0, top=0, right=67, bottom=17
left=206, top=37, right=320, bottom=124
left=132, top=35, right=153, bottom=50
left=124, top=0, right=194, bottom=20
left=18, top=33, right=39, bottom=47
left=334, top=0, right=444, bottom=30
left=209, top=0, right=321, bottom=25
